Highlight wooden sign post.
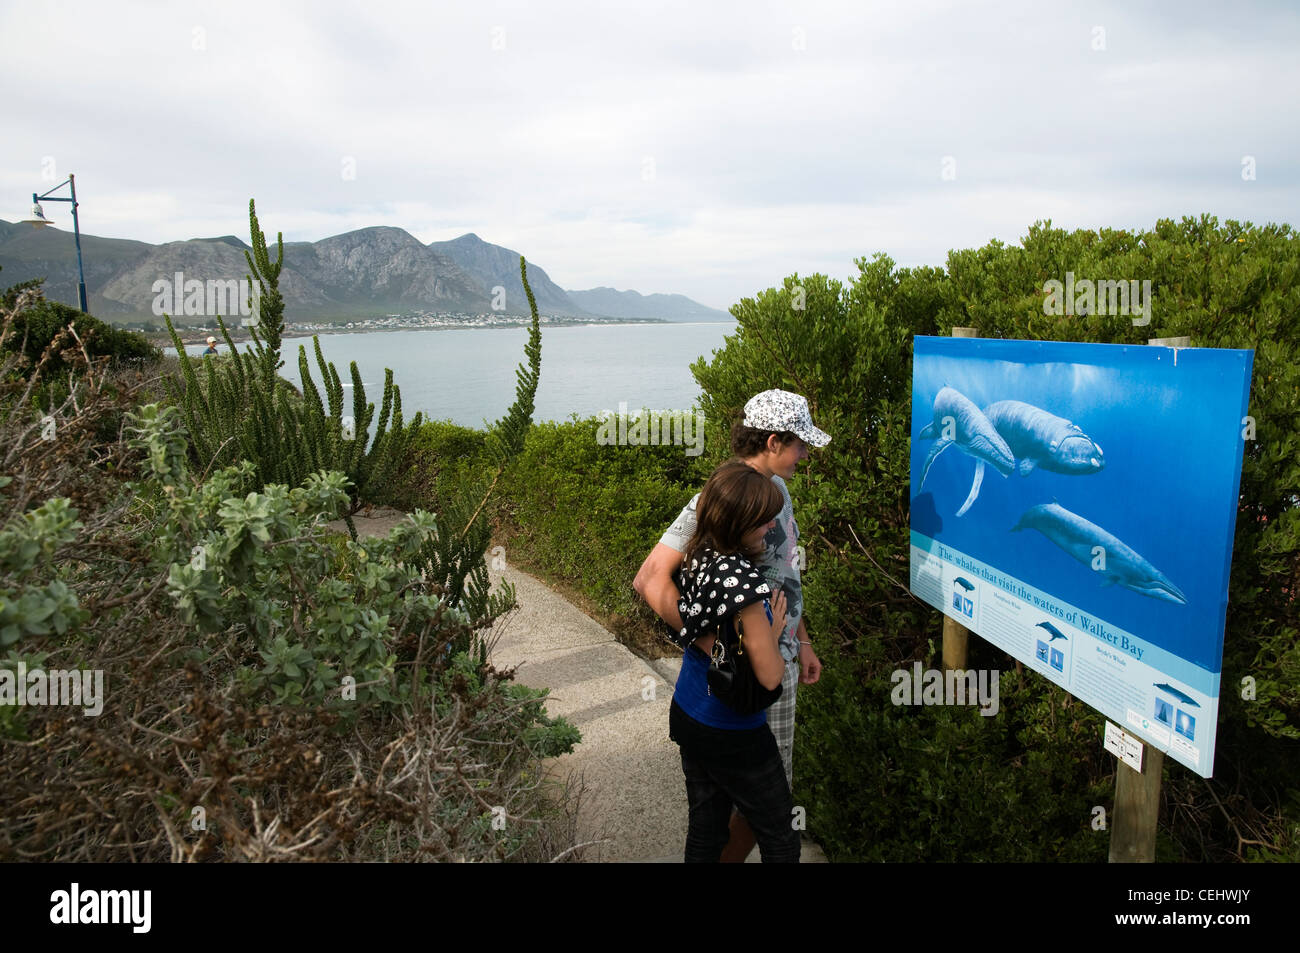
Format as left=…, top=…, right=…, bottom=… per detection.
left=1110, top=746, right=1164, bottom=862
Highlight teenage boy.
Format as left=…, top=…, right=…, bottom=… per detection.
left=633, top=389, right=828, bottom=862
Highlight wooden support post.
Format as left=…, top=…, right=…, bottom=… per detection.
left=1108, top=333, right=1183, bottom=862
left=1110, top=748, right=1164, bottom=862
left=942, top=325, right=978, bottom=672
left=941, top=612, right=969, bottom=671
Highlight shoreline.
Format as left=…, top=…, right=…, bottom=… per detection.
left=152, top=315, right=725, bottom=348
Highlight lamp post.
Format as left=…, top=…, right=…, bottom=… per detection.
left=23, top=174, right=88, bottom=312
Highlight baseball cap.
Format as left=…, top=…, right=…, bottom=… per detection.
left=742, top=389, right=830, bottom=447
left=206, top=336, right=217, bottom=344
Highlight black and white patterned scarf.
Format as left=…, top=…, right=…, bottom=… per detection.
left=669, top=548, right=773, bottom=651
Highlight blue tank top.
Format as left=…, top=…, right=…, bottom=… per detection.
left=672, top=643, right=767, bottom=730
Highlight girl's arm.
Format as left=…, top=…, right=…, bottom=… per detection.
left=737, top=589, right=787, bottom=690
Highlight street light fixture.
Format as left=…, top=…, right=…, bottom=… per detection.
left=22, top=174, right=88, bottom=312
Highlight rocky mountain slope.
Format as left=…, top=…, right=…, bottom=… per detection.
left=0, top=220, right=722, bottom=322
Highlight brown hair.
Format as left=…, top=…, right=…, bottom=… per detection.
left=730, top=421, right=799, bottom=459
left=682, top=461, right=783, bottom=569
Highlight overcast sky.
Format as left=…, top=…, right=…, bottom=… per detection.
left=3, top=0, right=1297, bottom=311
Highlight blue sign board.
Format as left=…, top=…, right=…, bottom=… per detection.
left=908, top=336, right=1253, bottom=777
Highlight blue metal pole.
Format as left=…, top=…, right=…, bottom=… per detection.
left=68, top=174, right=88, bottom=312
left=33, top=176, right=89, bottom=312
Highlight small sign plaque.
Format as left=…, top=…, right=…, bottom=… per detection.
left=1104, top=720, right=1145, bottom=772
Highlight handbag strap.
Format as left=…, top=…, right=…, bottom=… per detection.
left=711, top=614, right=746, bottom=666
left=710, top=623, right=727, bottom=665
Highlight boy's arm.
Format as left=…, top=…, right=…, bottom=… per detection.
left=633, top=494, right=697, bottom=633
left=633, top=543, right=686, bottom=631
left=797, top=616, right=822, bottom=684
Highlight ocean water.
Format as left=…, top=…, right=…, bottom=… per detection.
left=171, top=321, right=737, bottom=427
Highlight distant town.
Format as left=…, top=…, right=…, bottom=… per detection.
left=146, top=308, right=669, bottom=345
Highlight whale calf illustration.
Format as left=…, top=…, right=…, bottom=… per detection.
left=982, top=400, right=1105, bottom=477
left=1011, top=502, right=1188, bottom=605
left=917, top=387, right=1015, bottom=516
left=1035, top=620, right=1068, bottom=642
left=1154, top=682, right=1200, bottom=707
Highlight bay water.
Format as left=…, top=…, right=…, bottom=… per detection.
left=171, top=321, right=736, bottom=429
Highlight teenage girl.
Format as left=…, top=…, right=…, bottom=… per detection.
left=668, top=460, right=800, bottom=863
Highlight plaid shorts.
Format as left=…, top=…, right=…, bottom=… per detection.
left=767, top=657, right=800, bottom=790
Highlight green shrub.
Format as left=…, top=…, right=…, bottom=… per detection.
left=493, top=414, right=715, bottom=653
left=384, top=418, right=493, bottom=512
left=0, top=278, right=161, bottom=423
left=0, top=279, right=160, bottom=376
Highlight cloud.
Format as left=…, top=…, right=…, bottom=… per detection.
left=2, top=0, right=1296, bottom=311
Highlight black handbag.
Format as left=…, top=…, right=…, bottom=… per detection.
left=706, top=611, right=783, bottom=716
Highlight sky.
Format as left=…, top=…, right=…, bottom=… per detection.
left=2, top=0, right=1297, bottom=312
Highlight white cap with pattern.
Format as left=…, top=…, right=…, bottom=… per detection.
left=742, top=389, right=830, bottom=447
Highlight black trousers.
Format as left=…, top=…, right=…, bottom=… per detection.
left=669, top=700, right=800, bottom=863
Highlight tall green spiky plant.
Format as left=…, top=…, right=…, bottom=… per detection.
left=289, top=335, right=422, bottom=526
left=487, top=258, right=542, bottom=460
left=243, top=199, right=286, bottom=380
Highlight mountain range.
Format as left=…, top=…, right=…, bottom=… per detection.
left=0, top=220, right=730, bottom=323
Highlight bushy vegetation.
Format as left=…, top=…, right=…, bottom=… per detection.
left=0, top=211, right=582, bottom=862
left=386, top=419, right=493, bottom=514
left=407, top=214, right=1298, bottom=861
left=0, top=273, right=161, bottom=425
left=498, top=415, right=715, bottom=655
left=0, top=275, right=160, bottom=380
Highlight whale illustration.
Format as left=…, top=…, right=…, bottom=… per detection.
left=954, top=576, right=976, bottom=592
left=1035, top=620, right=1068, bottom=642
left=1154, top=682, right=1201, bottom=708
left=917, top=386, right=1016, bottom=517
left=1011, top=502, right=1188, bottom=605
left=982, top=400, right=1105, bottom=477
